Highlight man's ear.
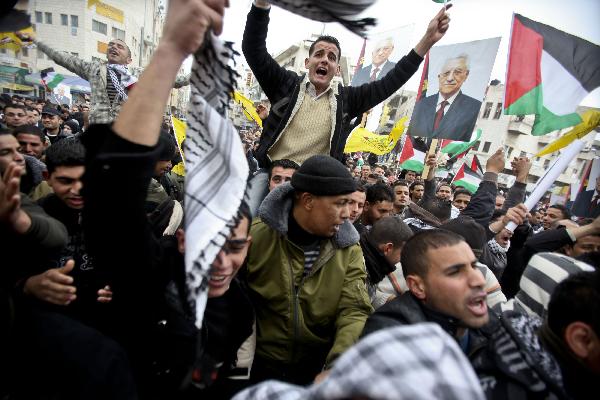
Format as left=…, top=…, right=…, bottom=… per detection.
left=300, top=192, right=314, bottom=211
left=379, top=242, right=393, bottom=256
left=564, top=321, right=597, bottom=359
left=42, top=170, right=49, bottom=180
left=336, top=65, right=341, bottom=76
left=406, top=274, right=426, bottom=300
left=363, top=200, right=370, bottom=211
left=305, top=58, right=309, bottom=69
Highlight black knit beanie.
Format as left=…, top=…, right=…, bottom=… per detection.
left=291, top=155, right=356, bottom=196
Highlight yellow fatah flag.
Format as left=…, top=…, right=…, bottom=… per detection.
left=344, top=116, right=407, bottom=155
left=535, top=110, right=600, bottom=157
left=0, top=27, right=34, bottom=53
left=232, top=91, right=262, bottom=128
left=171, top=116, right=186, bottom=177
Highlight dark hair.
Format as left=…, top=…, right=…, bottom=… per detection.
left=45, top=138, right=85, bottom=174
left=393, top=180, right=409, bottom=188
left=355, top=182, right=366, bottom=193
left=3, top=103, right=27, bottom=113
left=12, top=124, right=44, bottom=140
left=366, top=183, right=395, bottom=204
left=308, top=35, right=341, bottom=60
left=453, top=188, right=471, bottom=199
left=547, top=271, right=600, bottom=338
left=0, top=127, right=12, bottom=136
left=237, top=200, right=252, bottom=234
left=401, top=230, right=465, bottom=278
left=436, top=182, right=452, bottom=193
left=548, top=204, right=572, bottom=220
left=490, top=208, right=506, bottom=223
left=268, top=159, right=299, bottom=180
left=369, top=216, right=413, bottom=248
left=26, top=106, right=38, bottom=114
left=409, top=181, right=424, bottom=191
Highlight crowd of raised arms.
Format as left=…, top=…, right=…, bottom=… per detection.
left=1, top=1, right=599, bottom=399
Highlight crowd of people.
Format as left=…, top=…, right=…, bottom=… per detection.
left=1, top=0, right=599, bottom=399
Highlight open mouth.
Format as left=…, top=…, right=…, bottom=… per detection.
left=466, top=293, right=487, bottom=317
left=316, top=66, right=328, bottom=76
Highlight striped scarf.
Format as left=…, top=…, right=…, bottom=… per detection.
left=270, top=0, right=377, bottom=36
left=184, top=34, right=249, bottom=329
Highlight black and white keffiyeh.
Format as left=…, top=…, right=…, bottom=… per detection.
left=270, top=0, right=377, bottom=36
left=106, top=63, right=137, bottom=101
left=184, top=34, right=249, bottom=329
left=233, top=323, right=484, bottom=400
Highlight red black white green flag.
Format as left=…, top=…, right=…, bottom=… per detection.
left=398, top=135, right=426, bottom=173
left=471, top=154, right=484, bottom=178
left=452, top=162, right=482, bottom=193
left=504, top=14, right=600, bottom=135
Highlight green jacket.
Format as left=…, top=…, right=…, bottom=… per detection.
left=246, top=183, right=372, bottom=369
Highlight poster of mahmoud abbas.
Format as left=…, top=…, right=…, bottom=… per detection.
left=350, top=24, right=414, bottom=87
left=407, top=37, right=501, bottom=141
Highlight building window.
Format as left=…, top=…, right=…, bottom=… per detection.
left=519, top=151, right=527, bottom=158
left=111, top=27, right=125, bottom=41
left=61, top=14, right=68, bottom=26
left=482, top=102, right=493, bottom=119
left=71, top=52, right=79, bottom=57
left=21, top=47, right=29, bottom=57
left=507, top=146, right=514, bottom=156
left=92, top=19, right=108, bottom=35
left=472, top=141, right=480, bottom=151
left=543, top=159, right=550, bottom=169
left=71, top=15, right=79, bottom=28
left=35, top=11, right=43, bottom=23
left=0, top=48, right=6, bottom=54
left=482, top=141, right=492, bottom=153
left=45, top=12, right=52, bottom=24
left=37, top=48, right=44, bottom=59
left=71, top=27, right=78, bottom=36
left=493, top=102, right=502, bottom=119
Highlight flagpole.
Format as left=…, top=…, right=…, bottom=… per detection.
left=505, top=139, right=587, bottom=232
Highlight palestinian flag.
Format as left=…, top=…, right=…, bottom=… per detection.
left=46, top=74, right=65, bottom=90
left=440, top=129, right=482, bottom=160
left=398, top=135, right=426, bottom=173
left=471, top=154, right=484, bottom=178
left=504, top=14, right=600, bottom=135
left=452, top=163, right=481, bottom=193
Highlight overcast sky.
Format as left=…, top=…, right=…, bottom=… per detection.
left=210, top=0, right=600, bottom=107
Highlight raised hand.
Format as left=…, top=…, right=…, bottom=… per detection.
left=414, top=4, right=452, bottom=56
left=485, top=148, right=505, bottom=174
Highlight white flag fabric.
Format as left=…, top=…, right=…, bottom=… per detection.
left=184, top=34, right=249, bottom=328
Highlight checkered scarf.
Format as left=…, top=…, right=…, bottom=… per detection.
left=234, top=324, right=485, bottom=400
left=106, top=63, right=137, bottom=102
left=184, top=34, right=249, bottom=329
left=270, top=0, right=377, bottom=36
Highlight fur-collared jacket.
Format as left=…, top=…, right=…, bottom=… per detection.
left=245, top=183, right=373, bottom=369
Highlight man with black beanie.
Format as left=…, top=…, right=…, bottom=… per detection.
left=245, top=154, right=373, bottom=385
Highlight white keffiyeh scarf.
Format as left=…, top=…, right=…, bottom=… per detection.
left=184, top=34, right=249, bottom=329
left=106, top=63, right=137, bottom=102
left=270, top=0, right=377, bottom=36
